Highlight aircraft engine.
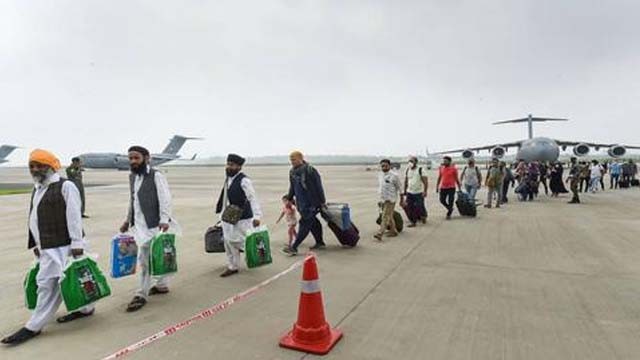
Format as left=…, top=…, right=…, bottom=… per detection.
left=461, top=149, right=474, bottom=159
left=607, top=145, right=626, bottom=158
left=490, top=146, right=506, bottom=159
left=573, top=143, right=590, bottom=157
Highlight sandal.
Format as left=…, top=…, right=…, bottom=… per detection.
left=126, top=296, right=147, bottom=312
left=149, top=286, right=170, bottom=296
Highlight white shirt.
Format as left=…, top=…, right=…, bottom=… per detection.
left=462, top=165, right=480, bottom=187
left=222, top=173, right=263, bottom=221
left=29, top=173, right=84, bottom=279
left=130, top=167, right=173, bottom=245
left=379, top=171, right=402, bottom=202
left=406, top=167, right=426, bottom=194
left=590, top=165, right=603, bottom=178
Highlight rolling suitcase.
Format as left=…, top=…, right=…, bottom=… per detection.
left=321, top=207, right=360, bottom=247
left=619, top=180, right=630, bottom=188
left=456, top=191, right=477, bottom=217
left=324, top=203, right=351, bottom=231
left=204, top=223, right=225, bottom=253
left=631, top=179, right=640, bottom=187
left=327, top=221, right=360, bottom=247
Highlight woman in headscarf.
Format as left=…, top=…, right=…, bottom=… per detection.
left=549, top=161, right=569, bottom=197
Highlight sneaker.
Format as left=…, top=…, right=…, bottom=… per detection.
left=281, top=247, right=298, bottom=256
left=373, top=233, right=383, bottom=241
left=407, top=223, right=417, bottom=228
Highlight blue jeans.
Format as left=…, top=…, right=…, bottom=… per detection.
left=464, top=184, right=479, bottom=200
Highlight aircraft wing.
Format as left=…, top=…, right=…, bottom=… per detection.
left=431, top=141, right=523, bottom=155
left=554, top=140, right=640, bottom=150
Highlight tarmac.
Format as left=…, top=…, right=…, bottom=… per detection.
left=1, top=165, right=640, bottom=360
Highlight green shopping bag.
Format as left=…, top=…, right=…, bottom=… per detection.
left=245, top=227, right=272, bottom=269
left=60, top=257, right=112, bottom=312
left=150, top=233, right=178, bottom=276
left=24, top=263, right=39, bottom=310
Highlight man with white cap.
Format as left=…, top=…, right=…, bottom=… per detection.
left=2, top=149, right=93, bottom=346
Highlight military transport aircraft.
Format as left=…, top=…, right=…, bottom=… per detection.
left=433, top=115, right=640, bottom=162
left=78, top=135, right=201, bottom=170
left=0, top=145, right=19, bottom=165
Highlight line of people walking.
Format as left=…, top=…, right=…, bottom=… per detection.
left=2, top=147, right=333, bottom=345
left=4, top=147, right=639, bottom=346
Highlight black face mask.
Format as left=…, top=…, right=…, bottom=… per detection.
left=226, top=168, right=239, bottom=177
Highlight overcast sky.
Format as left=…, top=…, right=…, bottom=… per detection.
left=1, top=0, right=639, bottom=164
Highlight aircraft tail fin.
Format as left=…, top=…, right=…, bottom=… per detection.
left=161, top=135, right=202, bottom=155
left=493, top=115, right=568, bottom=139
left=493, top=117, right=568, bottom=125
left=0, top=145, right=19, bottom=160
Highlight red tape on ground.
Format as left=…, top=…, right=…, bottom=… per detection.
left=102, top=254, right=313, bottom=360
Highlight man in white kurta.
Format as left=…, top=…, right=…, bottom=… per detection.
left=120, top=146, right=173, bottom=312
left=2, top=150, right=93, bottom=346
left=217, top=154, right=263, bottom=277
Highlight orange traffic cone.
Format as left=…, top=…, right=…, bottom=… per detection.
left=279, top=255, right=343, bottom=355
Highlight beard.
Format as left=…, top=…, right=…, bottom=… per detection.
left=32, top=169, right=52, bottom=184
left=130, top=162, right=148, bottom=175
left=226, top=168, right=240, bottom=177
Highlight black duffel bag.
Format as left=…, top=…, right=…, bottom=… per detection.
left=204, top=223, right=225, bottom=253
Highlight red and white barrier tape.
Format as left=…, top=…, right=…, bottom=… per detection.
left=102, top=254, right=313, bottom=360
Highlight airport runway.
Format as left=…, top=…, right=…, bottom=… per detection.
left=1, top=166, right=640, bottom=360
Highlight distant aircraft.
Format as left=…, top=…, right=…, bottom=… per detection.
left=79, top=135, right=202, bottom=170
left=433, top=114, right=640, bottom=163
left=0, top=145, right=18, bottom=164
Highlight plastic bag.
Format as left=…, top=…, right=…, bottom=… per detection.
left=24, top=262, right=39, bottom=310
left=110, top=234, right=138, bottom=278
left=245, top=226, right=272, bottom=269
left=150, top=232, right=178, bottom=276
left=60, top=257, right=111, bottom=312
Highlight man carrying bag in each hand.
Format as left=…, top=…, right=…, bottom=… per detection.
left=2, top=150, right=94, bottom=346
left=119, top=145, right=174, bottom=312
left=215, top=154, right=263, bottom=278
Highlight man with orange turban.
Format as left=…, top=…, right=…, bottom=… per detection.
left=2, top=150, right=94, bottom=346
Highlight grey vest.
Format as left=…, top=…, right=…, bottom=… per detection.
left=128, top=168, right=160, bottom=229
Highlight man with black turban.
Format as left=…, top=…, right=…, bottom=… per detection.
left=119, top=145, right=175, bottom=312
left=215, top=154, right=263, bottom=277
